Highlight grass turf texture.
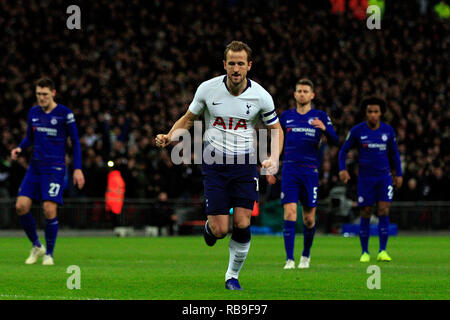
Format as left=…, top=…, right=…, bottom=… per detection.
left=0, top=235, right=448, bottom=300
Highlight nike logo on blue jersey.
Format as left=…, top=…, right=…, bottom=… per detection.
left=212, top=102, right=222, bottom=105
left=32, top=118, right=39, bottom=122
left=286, top=119, right=294, bottom=123
left=361, top=136, right=368, bottom=139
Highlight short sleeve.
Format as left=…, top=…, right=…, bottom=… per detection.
left=259, top=91, right=278, bottom=125
left=188, top=82, right=207, bottom=115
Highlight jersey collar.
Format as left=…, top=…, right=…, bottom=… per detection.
left=39, top=103, right=60, bottom=115
left=365, top=121, right=382, bottom=131
left=223, top=75, right=252, bottom=94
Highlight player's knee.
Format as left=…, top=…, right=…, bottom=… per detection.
left=210, top=223, right=228, bottom=238
left=378, top=207, right=389, bottom=216
left=233, top=219, right=250, bottom=229
left=361, top=213, right=371, bottom=219
left=361, top=211, right=372, bottom=219
left=214, top=229, right=228, bottom=239
left=43, top=210, right=57, bottom=220
left=284, top=212, right=296, bottom=221
left=303, top=216, right=315, bottom=228
left=359, top=207, right=372, bottom=219
left=15, top=202, right=29, bottom=215
left=43, top=203, right=57, bottom=219
left=284, top=207, right=297, bottom=221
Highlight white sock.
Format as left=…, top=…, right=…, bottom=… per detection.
left=225, top=238, right=251, bottom=281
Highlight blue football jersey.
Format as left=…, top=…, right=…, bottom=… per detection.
left=19, top=104, right=82, bottom=169
left=280, top=108, right=339, bottom=174
left=338, top=121, right=402, bottom=178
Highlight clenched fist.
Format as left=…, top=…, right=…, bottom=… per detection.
left=339, top=170, right=351, bottom=184
left=11, top=147, right=22, bottom=161
left=155, top=134, right=171, bottom=148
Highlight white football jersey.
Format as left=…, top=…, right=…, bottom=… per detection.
left=189, top=75, right=278, bottom=155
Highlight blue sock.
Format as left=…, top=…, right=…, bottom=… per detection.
left=19, top=212, right=41, bottom=247
left=283, top=220, right=296, bottom=260
left=302, top=223, right=316, bottom=258
left=360, top=217, right=370, bottom=254
left=378, top=216, right=389, bottom=252
left=45, top=217, right=58, bottom=257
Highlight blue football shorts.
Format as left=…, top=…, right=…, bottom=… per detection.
left=18, top=162, right=65, bottom=205
left=357, top=175, right=393, bottom=207
left=281, top=164, right=319, bottom=208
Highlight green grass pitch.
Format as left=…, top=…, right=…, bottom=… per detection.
left=0, top=235, right=448, bottom=300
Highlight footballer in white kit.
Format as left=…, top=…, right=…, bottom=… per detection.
left=156, top=41, right=283, bottom=291
left=189, top=74, right=279, bottom=156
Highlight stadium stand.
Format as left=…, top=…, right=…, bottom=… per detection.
left=0, top=0, right=448, bottom=230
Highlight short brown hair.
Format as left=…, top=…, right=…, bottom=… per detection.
left=296, top=78, right=314, bottom=91
left=35, top=77, right=55, bottom=90
left=224, top=41, right=252, bottom=62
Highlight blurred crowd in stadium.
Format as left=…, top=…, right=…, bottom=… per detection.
left=0, top=0, right=448, bottom=203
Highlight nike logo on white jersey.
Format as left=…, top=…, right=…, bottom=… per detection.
left=361, top=136, right=368, bottom=139
left=286, top=119, right=294, bottom=123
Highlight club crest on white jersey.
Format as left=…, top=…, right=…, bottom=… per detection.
left=189, top=75, right=278, bottom=155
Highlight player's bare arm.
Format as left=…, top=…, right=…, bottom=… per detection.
left=156, top=110, right=199, bottom=148
left=261, top=121, right=284, bottom=174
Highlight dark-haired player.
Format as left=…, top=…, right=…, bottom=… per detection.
left=11, top=78, right=85, bottom=265
left=338, top=96, right=402, bottom=262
